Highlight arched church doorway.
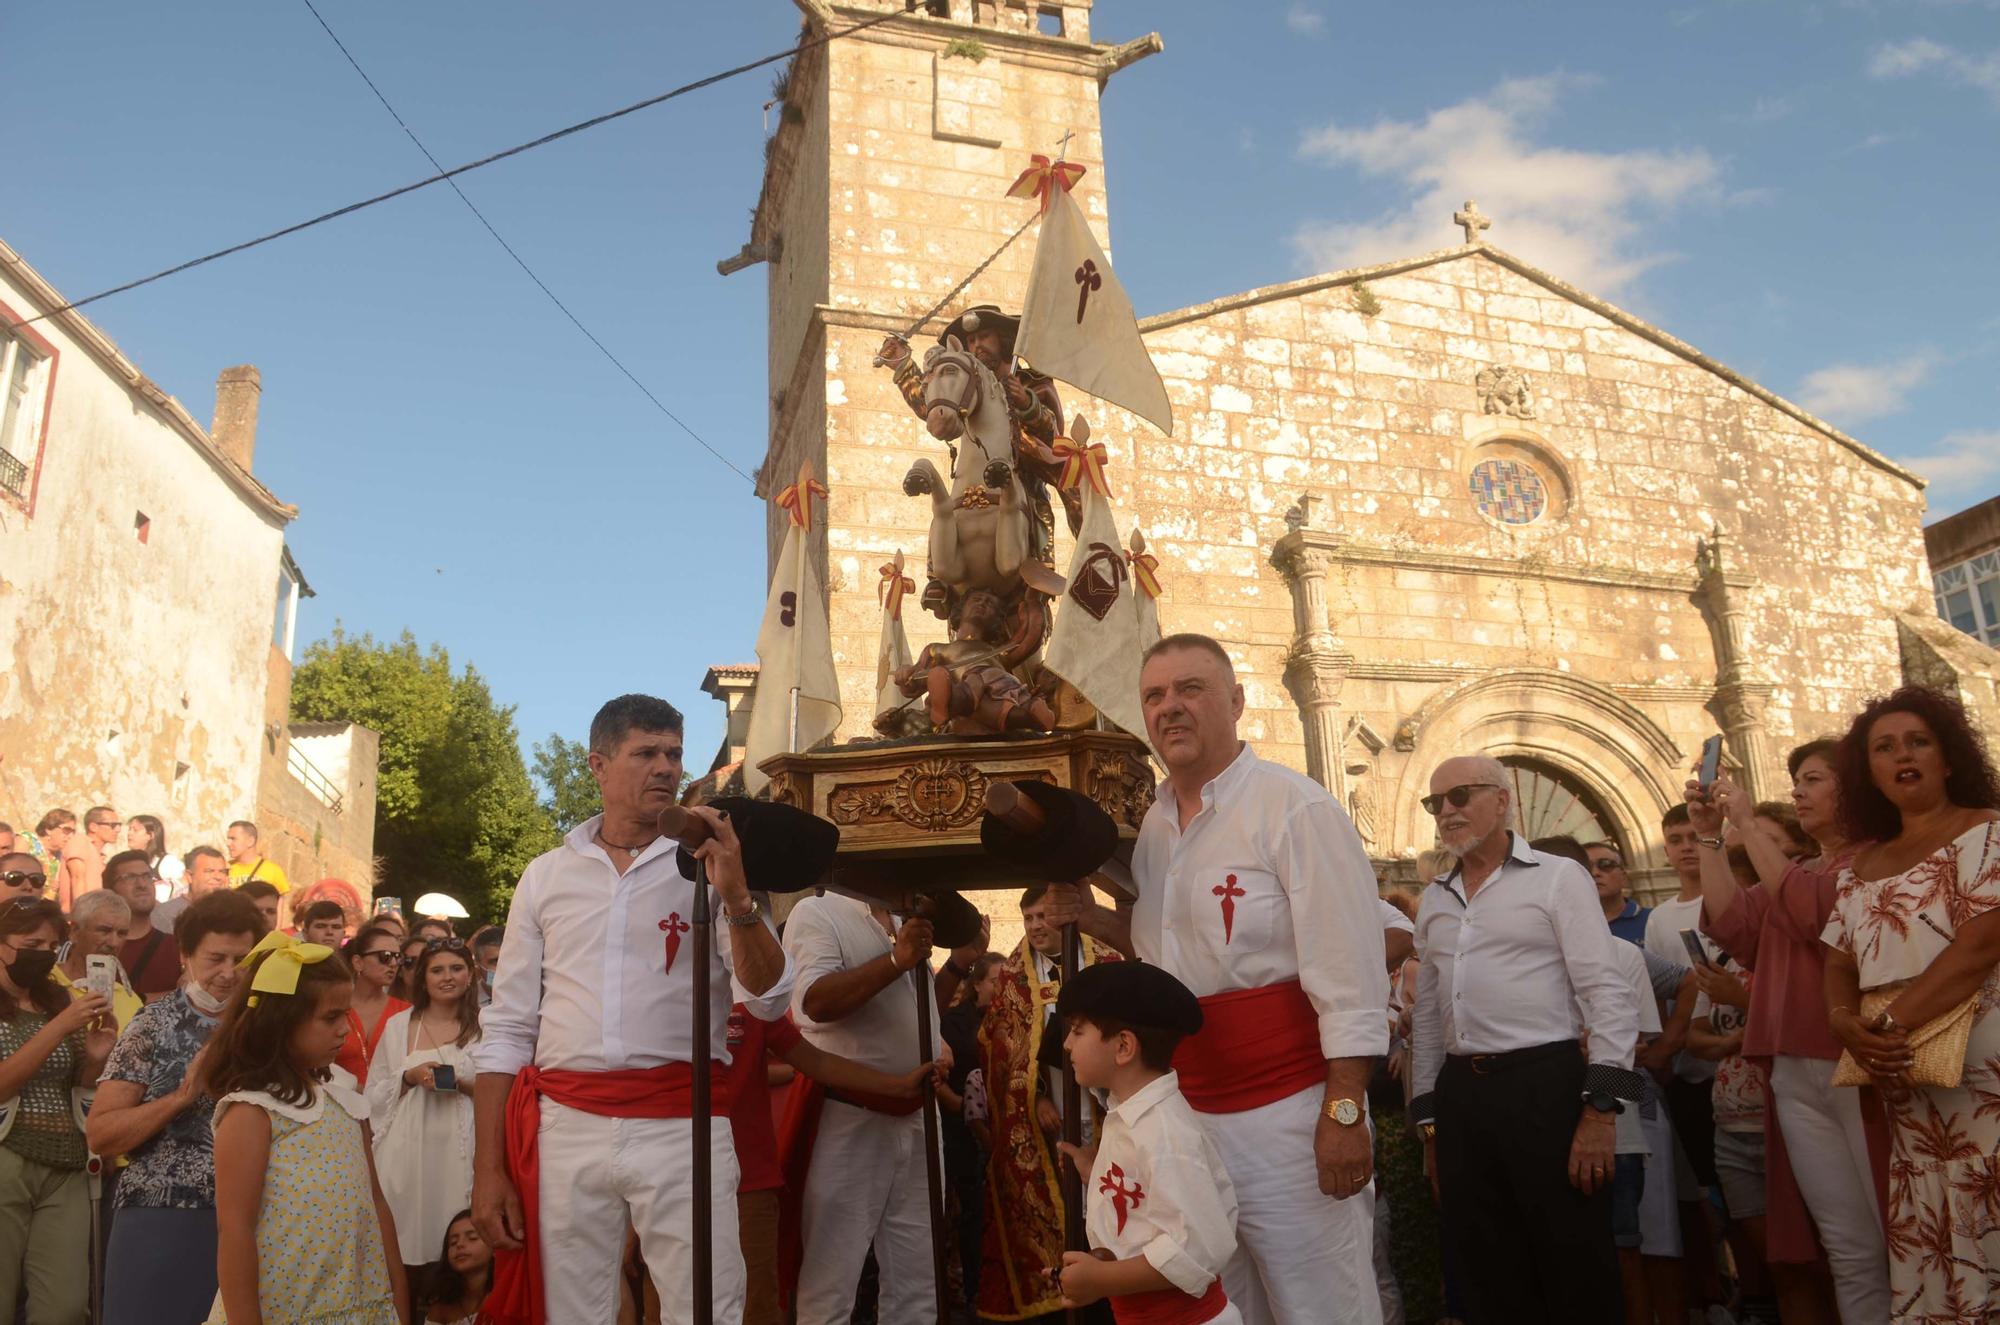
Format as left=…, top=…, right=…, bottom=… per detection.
left=1501, top=755, right=1627, bottom=857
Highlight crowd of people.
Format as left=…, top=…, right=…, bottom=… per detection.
left=3, top=642, right=1998, bottom=1325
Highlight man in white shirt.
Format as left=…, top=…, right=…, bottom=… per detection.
left=470, top=694, right=793, bottom=1325
left=782, top=893, right=939, bottom=1324
left=1048, top=633, right=1389, bottom=1325
left=1408, top=754, right=1643, bottom=1323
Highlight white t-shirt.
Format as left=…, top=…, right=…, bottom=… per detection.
left=1642, top=894, right=1718, bottom=1084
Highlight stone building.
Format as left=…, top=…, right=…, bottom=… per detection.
left=737, top=0, right=1993, bottom=897
left=0, top=236, right=376, bottom=892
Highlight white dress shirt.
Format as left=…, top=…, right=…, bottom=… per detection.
left=784, top=894, right=923, bottom=1075
left=1131, top=744, right=1390, bottom=1061
left=1410, top=832, right=1642, bottom=1124
left=473, top=817, right=793, bottom=1077
left=1085, top=1071, right=1239, bottom=1297
left=1607, top=939, right=1662, bottom=1156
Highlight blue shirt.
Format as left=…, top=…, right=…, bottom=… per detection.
left=1608, top=899, right=1651, bottom=946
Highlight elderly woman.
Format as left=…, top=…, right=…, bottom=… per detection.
left=1822, top=686, right=2000, bottom=1322
left=87, top=890, right=263, bottom=1325
left=1693, top=741, right=1892, bottom=1322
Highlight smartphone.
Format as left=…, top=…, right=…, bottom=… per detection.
left=373, top=897, right=403, bottom=918
left=1698, top=734, right=1724, bottom=790
left=1678, top=928, right=1711, bottom=969
left=83, top=954, right=118, bottom=1000
left=430, top=1063, right=457, bottom=1093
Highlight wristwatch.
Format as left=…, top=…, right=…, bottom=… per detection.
left=1323, top=1097, right=1363, bottom=1126
left=1582, top=1091, right=1620, bottom=1117
left=1696, top=835, right=1726, bottom=851
left=723, top=898, right=764, bottom=928
left=942, top=957, right=969, bottom=980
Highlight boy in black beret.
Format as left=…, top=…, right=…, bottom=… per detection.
left=1052, top=962, right=1243, bottom=1324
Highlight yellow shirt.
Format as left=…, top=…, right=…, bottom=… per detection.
left=230, top=857, right=290, bottom=895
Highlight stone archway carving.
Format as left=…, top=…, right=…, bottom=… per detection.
left=1385, top=668, right=1684, bottom=869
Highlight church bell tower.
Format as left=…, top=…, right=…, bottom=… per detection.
left=737, top=0, right=1160, bottom=737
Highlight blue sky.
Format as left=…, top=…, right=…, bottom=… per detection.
left=7, top=1, right=1996, bottom=772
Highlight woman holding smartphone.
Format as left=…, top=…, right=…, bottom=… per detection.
left=365, top=936, right=481, bottom=1312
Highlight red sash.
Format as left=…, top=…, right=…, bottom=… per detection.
left=1173, top=980, right=1325, bottom=1114
left=1111, top=1279, right=1229, bottom=1325
left=774, top=1078, right=922, bottom=1309
left=479, top=1062, right=729, bottom=1325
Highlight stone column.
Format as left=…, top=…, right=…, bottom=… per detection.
left=1271, top=495, right=1355, bottom=801
left=1695, top=526, right=1778, bottom=801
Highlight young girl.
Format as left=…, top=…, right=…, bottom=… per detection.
left=421, top=1210, right=491, bottom=1325
left=205, top=931, right=407, bottom=1325
left=366, top=939, right=479, bottom=1295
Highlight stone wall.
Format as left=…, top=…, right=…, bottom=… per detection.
left=0, top=242, right=295, bottom=854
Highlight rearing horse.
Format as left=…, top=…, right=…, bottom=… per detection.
left=902, top=334, right=1033, bottom=597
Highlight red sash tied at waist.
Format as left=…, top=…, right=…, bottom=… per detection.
left=479, top=1061, right=730, bottom=1325
left=1111, top=1278, right=1229, bottom=1325
left=1173, top=980, right=1326, bottom=1114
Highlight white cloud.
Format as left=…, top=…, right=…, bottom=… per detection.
left=1868, top=37, right=2000, bottom=102
left=1743, top=95, right=1795, bottom=122
left=1285, top=5, right=1326, bottom=35
left=1290, top=75, right=1721, bottom=292
left=1901, top=430, right=2000, bottom=494
left=1795, top=353, right=1935, bottom=422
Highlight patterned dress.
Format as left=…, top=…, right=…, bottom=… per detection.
left=205, top=1082, right=398, bottom=1325
left=1822, top=820, right=2000, bottom=1324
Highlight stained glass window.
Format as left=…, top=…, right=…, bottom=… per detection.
left=1468, top=457, right=1547, bottom=525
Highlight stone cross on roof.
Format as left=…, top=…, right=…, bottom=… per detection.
left=1454, top=200, right=1492, bottom=245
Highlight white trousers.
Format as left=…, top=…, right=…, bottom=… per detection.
left=794, top=1100, right=937, bottom=1325
left=1769, top=1054, right=1890, bottom=1325
left=535, top=1100, right=744, bottom=1325
left=1196, top=1087, right=1383, bottom=1325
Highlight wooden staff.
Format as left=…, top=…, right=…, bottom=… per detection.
left=689, top=853, right=715, bottom=1325
left=910, top=943, right=952, bottom=1323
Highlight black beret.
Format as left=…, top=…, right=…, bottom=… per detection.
left=1054, top=961, right=1202, bottom=1037
left=979, top=782, right=1120, bottom=884
left=912, top=890, right=986, bottom=951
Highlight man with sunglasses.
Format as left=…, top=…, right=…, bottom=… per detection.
left=1408, top=755, right=1644, bottom=1323
left=59, top=805, right=121, bottom=910
left=1045, top=633, right=1389, bottom=1325
left=1587, top=843, right=1652, bottom=945
left=0, top=853, right=48, bottom=903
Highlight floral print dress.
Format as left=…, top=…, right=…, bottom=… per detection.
left=1823, top=820, right=2000, bottom=1324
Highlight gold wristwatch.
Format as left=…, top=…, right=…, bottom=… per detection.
left=1323, top=1096, right=1362, bottom=1126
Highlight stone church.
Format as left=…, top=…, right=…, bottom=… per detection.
left=736, top=0, right=2000, bottom=898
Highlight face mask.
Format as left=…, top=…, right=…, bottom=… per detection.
left=6, top=949, right=56, bottom=988
left=185, top=982, right=228, bottom=1016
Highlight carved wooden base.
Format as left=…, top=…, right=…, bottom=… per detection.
left=758, top=730, right=1154, bottom=906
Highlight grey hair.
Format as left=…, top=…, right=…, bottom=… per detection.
left=71, top=889, right=131, bottom=929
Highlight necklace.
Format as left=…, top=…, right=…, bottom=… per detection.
left=596, top=831, right=655, bottom=861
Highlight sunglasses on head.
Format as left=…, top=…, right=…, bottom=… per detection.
left=424, top=937, right=469, bottom=953
left=1420, top=783, right=1500, bottom=816
left=0, top=872, right=46, bottom=889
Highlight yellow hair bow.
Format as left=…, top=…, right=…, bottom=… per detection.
left=239, top=930, right=336, bottom=1006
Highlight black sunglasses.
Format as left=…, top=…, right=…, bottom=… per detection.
left=357, top=949, right=401, bottom=965
left=424, top=937, right=469, bottom=953
left=0, top=872, right=46, bottom=889
left=1420, top=783, right=1500, bottom=816
left=1589, top=858, right=1624, bottom=873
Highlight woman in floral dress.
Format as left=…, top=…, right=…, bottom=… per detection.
left=1823, top=686, right=2000, bottom=1323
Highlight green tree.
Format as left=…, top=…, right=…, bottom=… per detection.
left=291, top=626, right=557, bottom=922
left=532, top=733, right=601, bottom=834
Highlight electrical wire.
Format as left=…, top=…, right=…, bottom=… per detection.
left=297, top=0, right=752, bottom=483
left=14, top=1, right=917, bottom=328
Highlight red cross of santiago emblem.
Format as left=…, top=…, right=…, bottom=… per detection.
left=1097, top=1162, right=1145, bottom=1234
left=660, top=913, right=690, bottom=975
left=1213, top=873, right=1246, bottom=945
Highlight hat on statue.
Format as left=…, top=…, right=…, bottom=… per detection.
left=979, top=781, right=1120, bottom=884
left=938, top=304, right=1021, bottom=351
left=671, top=797, right=839, bottom=895
left=1055, top=960, right=1203, bottom=1037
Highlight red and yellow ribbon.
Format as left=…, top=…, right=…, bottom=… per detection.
left=1126, top=547, right=1162, bottom=600
left=1006, top=154, right=1087, bottom=214
left=878, top=562, right=915, bottom=620
left=1051, top=438, right=1111, bottom=497
left=777, top=478, right=829, bottom=531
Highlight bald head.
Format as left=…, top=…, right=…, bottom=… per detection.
left=1427, top=755, right=1513, bottom=855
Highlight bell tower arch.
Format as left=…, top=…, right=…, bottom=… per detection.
left=740, top=0, right=1159, bottom=736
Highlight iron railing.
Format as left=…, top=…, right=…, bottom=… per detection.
left=288, top=742, right=345, bottom=815
left=0, top=449, right=26, bottom=500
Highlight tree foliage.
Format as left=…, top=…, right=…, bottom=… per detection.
left=532, top=734, right=601, bottom=835
left=290, top=627, right=557, bottom=922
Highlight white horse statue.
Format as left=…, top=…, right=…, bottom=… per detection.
left=901, top=333, right=1045, bottom=599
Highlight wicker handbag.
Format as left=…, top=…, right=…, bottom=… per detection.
left=1832, top=981, right=1980, bottom=1088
